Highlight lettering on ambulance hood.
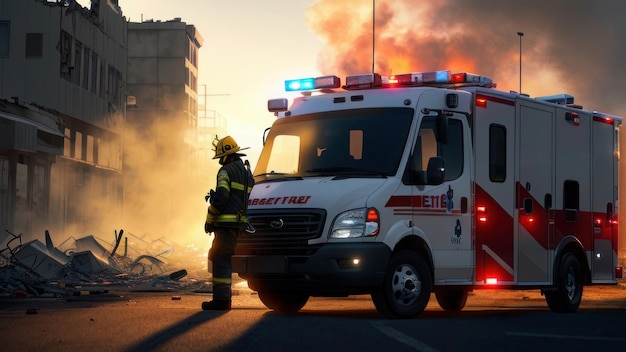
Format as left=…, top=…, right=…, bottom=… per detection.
left=249, top=195, right=311, bottom=206
left=385, top=186, right=458, bottom=215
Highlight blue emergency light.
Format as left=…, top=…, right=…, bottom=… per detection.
left=285, top=78, right=315, bottom=92
left=284, top=75, right=341, bottom=92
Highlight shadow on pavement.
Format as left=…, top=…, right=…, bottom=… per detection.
left=124, top=310, right=227, bottom=352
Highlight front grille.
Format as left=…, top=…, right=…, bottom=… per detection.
left=236, top=208, right=326, bottom=256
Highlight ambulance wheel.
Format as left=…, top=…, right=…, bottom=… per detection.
left=257, top=290, right=309, bottom=314
left=434, top=287, right=468, bottom=311
left=373, top=250, right=432, bottom=318
left=545, top=252, right=583, bottom=313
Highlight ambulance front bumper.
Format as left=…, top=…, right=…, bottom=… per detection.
left=233, top=243, right=391, bottom=293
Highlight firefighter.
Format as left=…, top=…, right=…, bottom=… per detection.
left=202, top=135, right=254, bottom=310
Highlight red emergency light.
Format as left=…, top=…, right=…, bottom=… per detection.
left=593, top=114, right=615, bottom=125
left=477, top=206, right=487, bottom=222
left=451, top=72, right=467, bottom=83
left=386, top=76, right=399, bottom=85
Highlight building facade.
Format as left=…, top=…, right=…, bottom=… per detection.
left=126, top=19, right=215, bottom=237
left=0, top=0, right=127, bottom=241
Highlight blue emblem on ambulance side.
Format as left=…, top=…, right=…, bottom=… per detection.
left=446, top=185, right=454, bottom=212
left=451, top=219, right=462, bottom=245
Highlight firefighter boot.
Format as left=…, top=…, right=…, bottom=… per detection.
left=201, top=299, right=231, bottom=311
left=202, top=282, right=232, bottom=310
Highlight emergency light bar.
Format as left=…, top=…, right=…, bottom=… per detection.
left=284, top=75, right=341, bottom=92
left=344, top=73, right=383, bottom=90
left=385, top=70, right=450, bottom=85
left=382, top=70, right=494, bottom=88
left=282, top=70, right=494, bottom=93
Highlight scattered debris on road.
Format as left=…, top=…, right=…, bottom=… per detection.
left=0, top=228, right=213, bottom=299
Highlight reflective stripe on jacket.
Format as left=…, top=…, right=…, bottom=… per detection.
left=210, top=158, right=254, bottom=227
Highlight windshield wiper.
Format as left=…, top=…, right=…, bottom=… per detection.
left=254, top=172, right=289, bottom=177
left=305, top=166, right=385, bottom=176
left=254, top=172, right=303, bottom=182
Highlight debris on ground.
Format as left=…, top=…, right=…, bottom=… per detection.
left=0, top=229, right=213, bottom=299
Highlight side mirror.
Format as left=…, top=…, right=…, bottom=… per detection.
left=426, top=156, right=445, bottom=185
left=262, top=127, right=271, bottom=146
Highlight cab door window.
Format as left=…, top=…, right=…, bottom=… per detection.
left=405, top=117, right=464, bottom=185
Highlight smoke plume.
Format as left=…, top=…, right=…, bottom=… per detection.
left=306, top=0, right=626, bottom=114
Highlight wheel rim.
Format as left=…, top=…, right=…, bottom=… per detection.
left=391, top=264, right=421, bottom=306
left=565, top=267, right=577, bottom=301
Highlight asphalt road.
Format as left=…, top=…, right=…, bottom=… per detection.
left=1, top=282, right=625, bottom=352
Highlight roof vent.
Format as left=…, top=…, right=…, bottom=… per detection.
left=536, top=94, right=574, bottom=105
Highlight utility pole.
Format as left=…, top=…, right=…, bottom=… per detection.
left=517, top=32, right=524, bottom=93
left=372, top=0, right=375, bottom=73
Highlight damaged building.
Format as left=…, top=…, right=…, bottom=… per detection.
left=0, top=0, right=221, bottom=293
left=0, top=0, right=127, bottom=242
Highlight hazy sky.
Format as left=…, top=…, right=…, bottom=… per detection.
left=109, top=0, right=626, bottom=164
left=116, top=0, right=324, bottom=163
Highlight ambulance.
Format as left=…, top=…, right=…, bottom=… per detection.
left=232, top=70, right=622, bottom=318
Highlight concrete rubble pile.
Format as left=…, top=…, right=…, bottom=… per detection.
left=0, top=229, right=207, bottom=299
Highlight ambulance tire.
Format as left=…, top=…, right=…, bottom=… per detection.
left=545, top=252, right=583, bottom=313
left=257, top=289, right=309, bottom=314
left=372, top=250, right=433, bottom=319
left=434, top=287, right=468, bottom=311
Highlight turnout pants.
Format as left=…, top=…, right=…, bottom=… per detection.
left=209, top=227, right=241, bottom=301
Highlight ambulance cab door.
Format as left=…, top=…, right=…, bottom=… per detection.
left=406, top=110, right=473, bottom=285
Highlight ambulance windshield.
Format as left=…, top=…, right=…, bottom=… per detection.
left=254, top=108, right=413, bottom=180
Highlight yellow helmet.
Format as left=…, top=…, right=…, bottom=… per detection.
left=212, top=135, right=249, bottom=160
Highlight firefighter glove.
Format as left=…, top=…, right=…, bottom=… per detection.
left=204, top=206, right=219, bottom=233
left=204, top=221, right=214, bottom=234
left=205, top=189, right=215, bottom=202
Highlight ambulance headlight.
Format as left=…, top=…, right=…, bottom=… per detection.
left=329, top=208, right=380, bottom=239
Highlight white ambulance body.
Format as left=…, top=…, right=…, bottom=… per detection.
left=233, top=70, right=622, bottom=318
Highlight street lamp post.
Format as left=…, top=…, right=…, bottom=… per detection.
left=372, top=0, right=375, bottom=73
left=517, top=32, right=524, bottom=93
